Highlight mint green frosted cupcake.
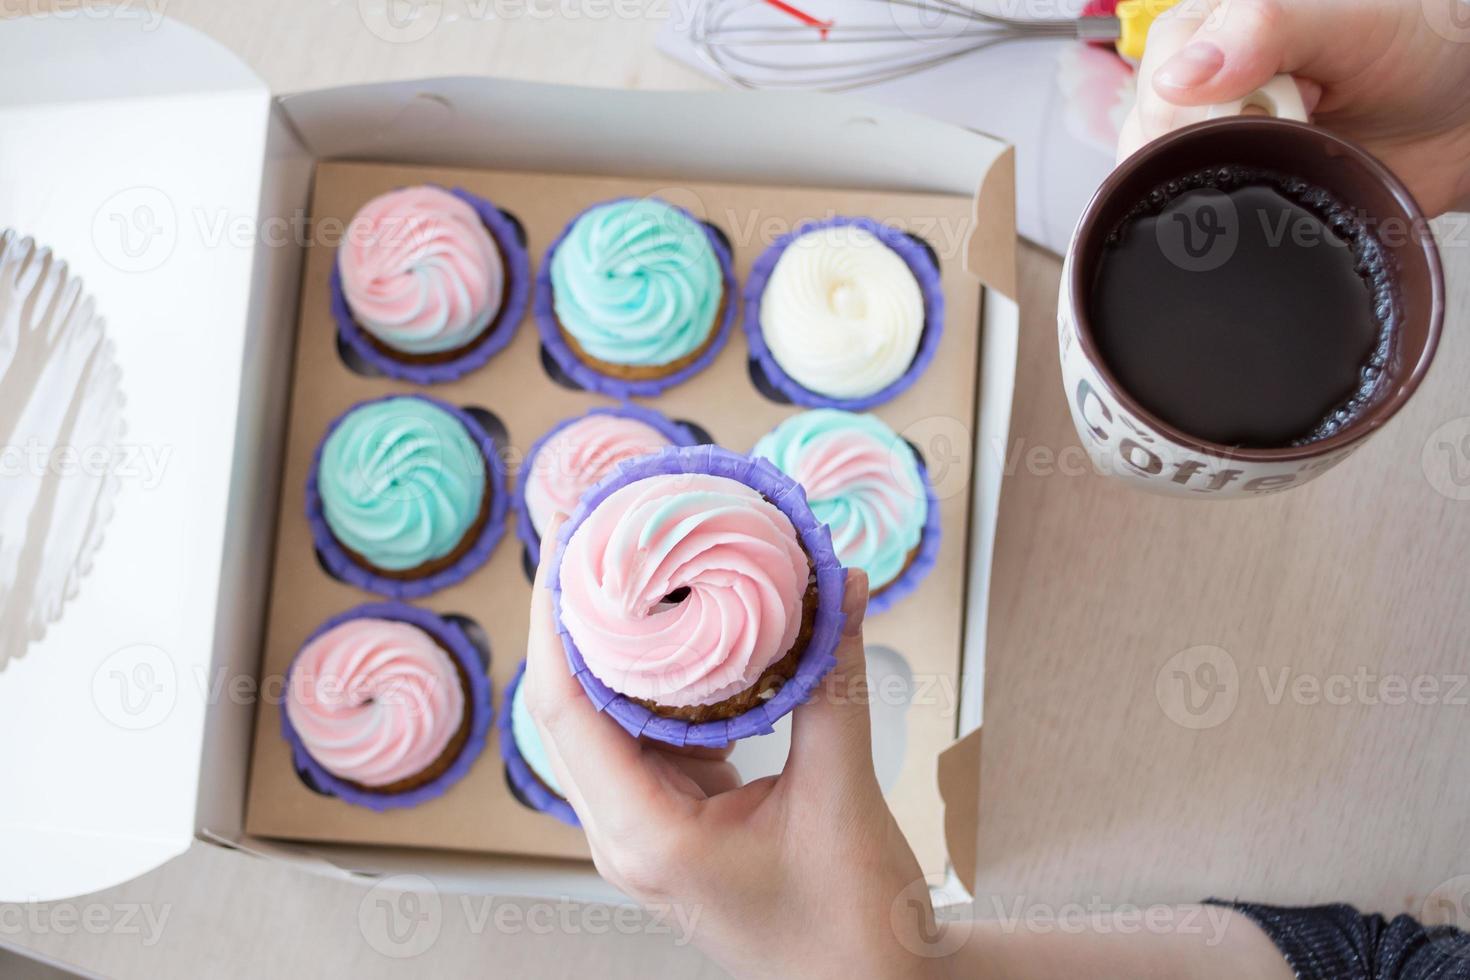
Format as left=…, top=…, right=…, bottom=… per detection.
left=536, top=197, right=735, bottom=398
left=500, top=660, right=578, bottom=826
left=310, top=395, right=503, bottom=591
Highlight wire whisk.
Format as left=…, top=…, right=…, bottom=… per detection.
left=691, top=0, right=1171, bottom=92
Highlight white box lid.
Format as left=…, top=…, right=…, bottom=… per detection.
left=0, top=14, right=270, bottom=901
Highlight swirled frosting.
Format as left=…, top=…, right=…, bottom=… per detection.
left=286, top=618, right=466, bottom=788
left=754, top=410, right=927, bottom=591
left=511, top=673, right=563, bottom=796
left=319, top=397, right=486, bottom=572
left=339, top=186, right=504, bottom=355
left=550, top=199, right=722, bottom=367
left=759, top=225, right=924, bottom=399
left=559, top=474, right=809, bottom=707
left=524, top=414, right=674, bottom=536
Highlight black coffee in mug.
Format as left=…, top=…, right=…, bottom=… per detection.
left=1089, top=166, right=1396, bottom=448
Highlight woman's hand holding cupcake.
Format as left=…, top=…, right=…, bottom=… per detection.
left=523, top=515, right=940, bottom=980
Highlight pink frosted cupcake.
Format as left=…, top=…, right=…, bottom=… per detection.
left=332, top=185, right=529, bottom=383
left=549, top=446, right=845, bottom=747
left=282, top=603, right=491, bottom=810
left=514, top=404, right=700, bottom=566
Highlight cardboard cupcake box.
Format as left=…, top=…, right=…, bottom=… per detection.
left=0, top=14, right=1018, bottom=908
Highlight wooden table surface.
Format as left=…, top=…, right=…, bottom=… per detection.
left=7, top=2, right=1469, bottom=976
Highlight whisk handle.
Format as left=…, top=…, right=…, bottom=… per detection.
left=1113, top=0, right=1180, bottom=61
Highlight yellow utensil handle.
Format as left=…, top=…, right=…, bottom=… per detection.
left=1115, top=0, right=1181, bottom=61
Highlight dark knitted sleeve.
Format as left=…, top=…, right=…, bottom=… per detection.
left=1204, top=899, right=1470, bottom=980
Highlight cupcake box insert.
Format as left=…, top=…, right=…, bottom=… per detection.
left=1, top=18, right=1018, bottom=909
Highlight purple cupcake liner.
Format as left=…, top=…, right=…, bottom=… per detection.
left=743, top=216, right=945, bottom=411
left=513, top=403, right=703, bottom=569
left=866, top=451, right=942, bottom=616
left=548, top=445, right=846, bottom=748
left=306, top=393, right=509, bottom=600
left=331, top=186, right=531, bottom=385
left=280, top=601, right=493, bottom=812
left=499, top=660, right=581, bottom=828
left=533, top=198, right=737, bottom=399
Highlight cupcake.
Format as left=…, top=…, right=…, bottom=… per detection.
left=753, top=409, right=939, bottom=614
left=514, top=404, right=700, bottom=566
left=308, top=394, right=507, bottom=599
left=500, top=660, right=579, bottom=826
left=549, top=445, right=845, bottom=747
left=332, top=185, right=529, bottom=383
left=745, top=216, right=944, bottom=410
left=536, top=198, right=735, bottom=397
left=282, top=602, right=492, bottom=810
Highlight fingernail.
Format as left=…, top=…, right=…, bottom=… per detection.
left=1156, top=41, right=1224, bottom=90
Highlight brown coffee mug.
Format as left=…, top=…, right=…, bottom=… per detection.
left=1059, top=105, right=1444, bottom=498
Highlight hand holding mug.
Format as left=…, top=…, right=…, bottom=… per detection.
left=1119, top=0, right=1470, bottom=219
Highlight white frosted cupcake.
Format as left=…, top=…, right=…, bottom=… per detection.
left=744, top=216, right=944, bottom=410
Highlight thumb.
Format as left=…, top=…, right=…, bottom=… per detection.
left=1149, top=0, right=1319, bottom=110
left=786, top=568, right=875, bottom=784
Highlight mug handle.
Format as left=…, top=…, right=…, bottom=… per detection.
left=1203, top=74, right=1308, bottom=122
